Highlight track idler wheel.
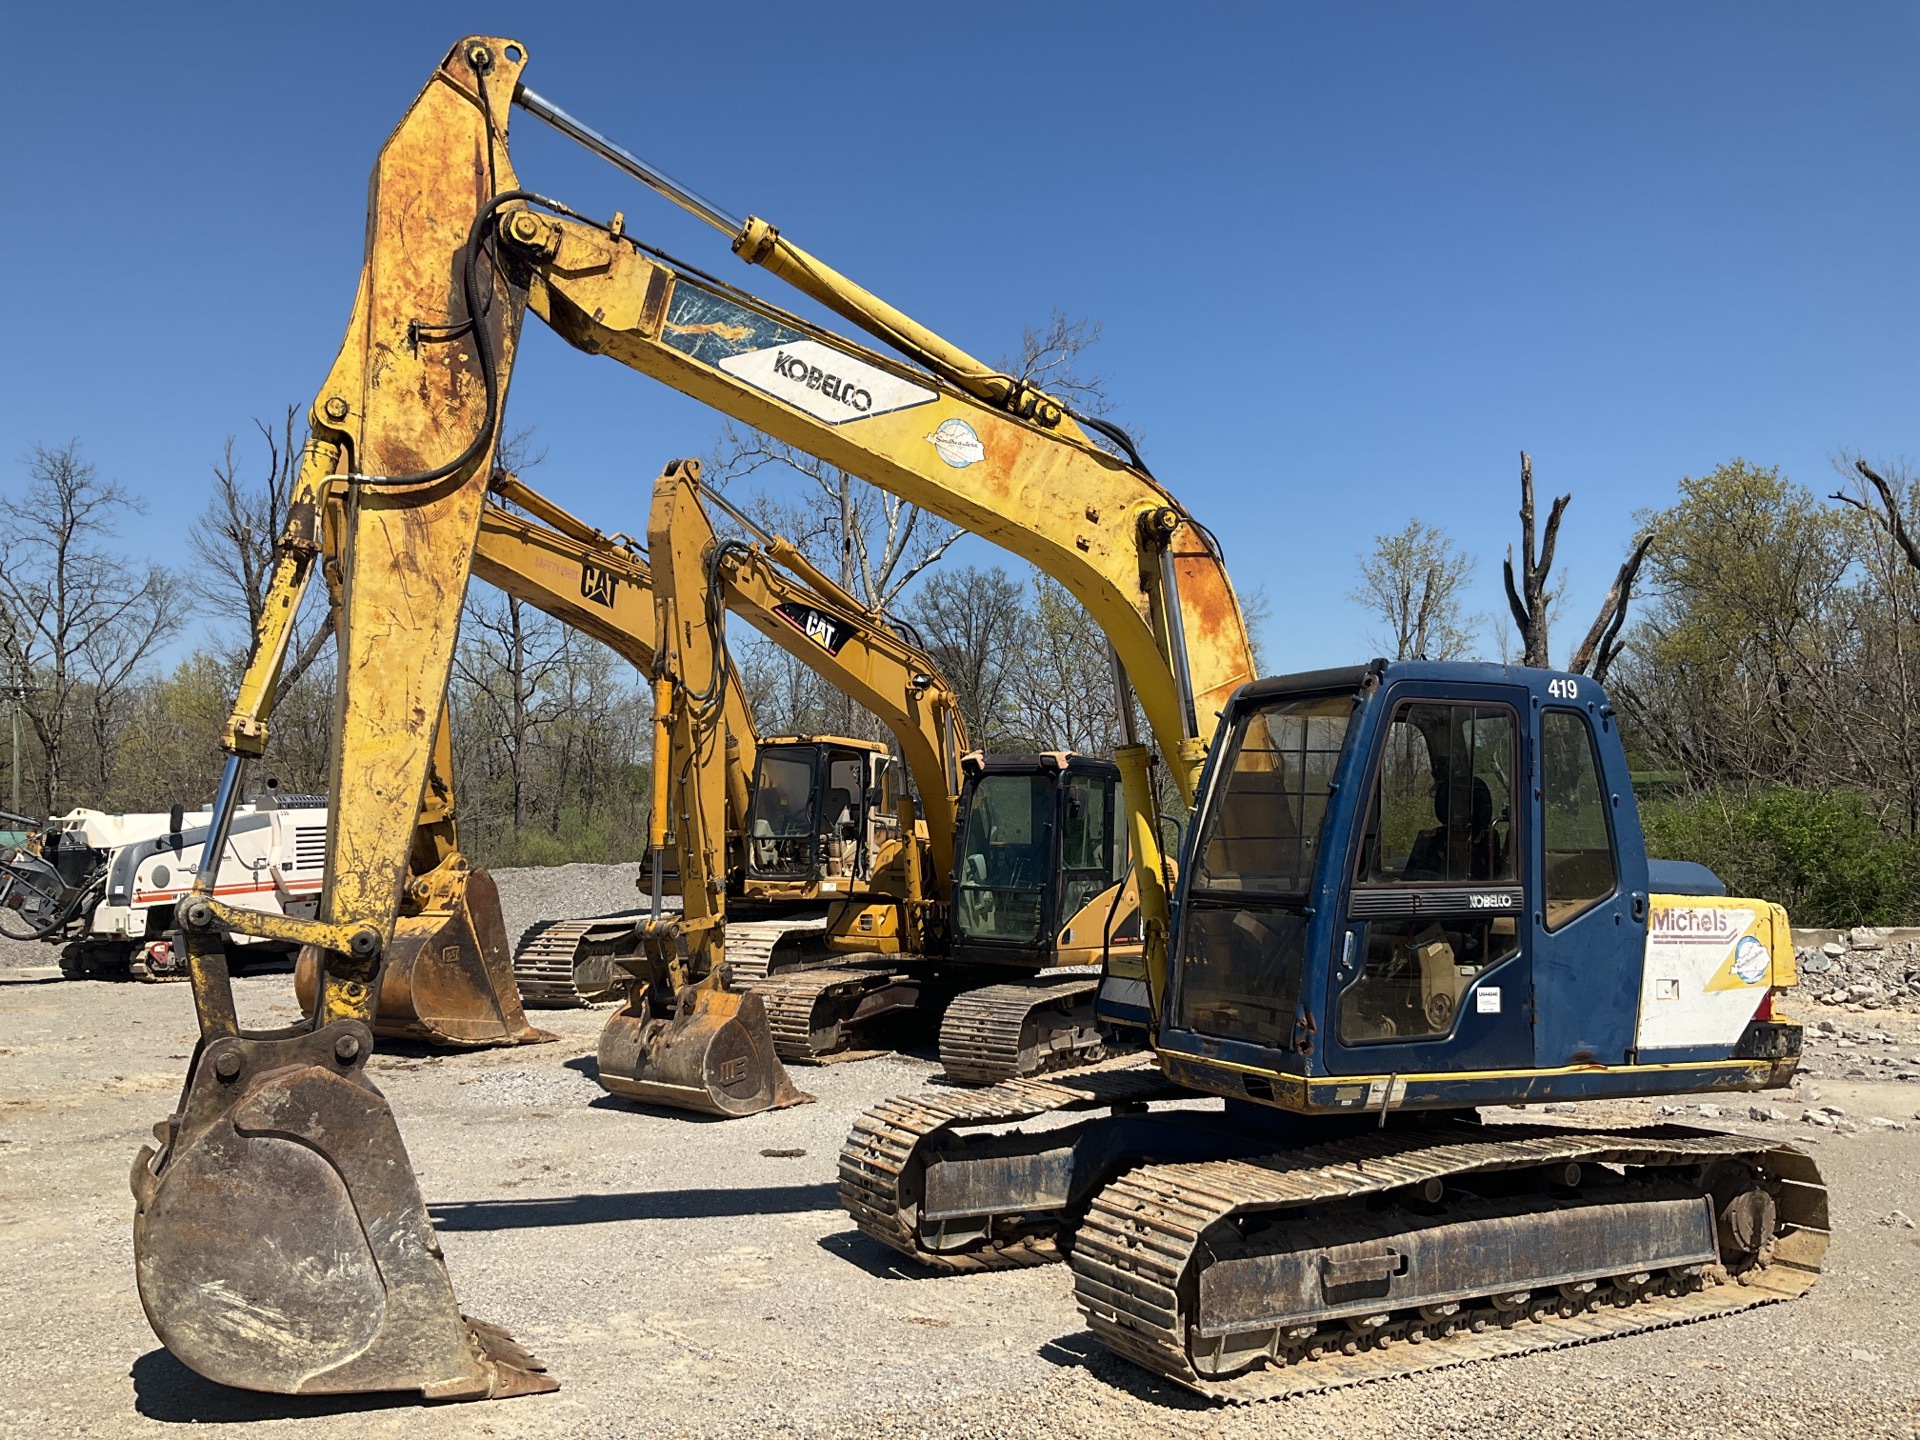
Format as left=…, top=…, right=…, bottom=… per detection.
left=131, top=1020, right=555, bottom=1400
left=596, top=971, right=813, bottom=1117
left=296, top=870, right=554, bottom=1048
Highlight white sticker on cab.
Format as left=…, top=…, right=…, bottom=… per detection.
left=1476, top=987, right=1502, bottom=1014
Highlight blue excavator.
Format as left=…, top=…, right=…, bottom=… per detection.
left=841, top=660, right=1822, bottom=1398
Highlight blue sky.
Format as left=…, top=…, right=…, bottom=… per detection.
left=4, top=4, right=1913, bottom=673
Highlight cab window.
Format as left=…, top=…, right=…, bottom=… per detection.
left=1193, top=694, right=1352, bottom=896
left=1541, top=710, right=1617, bottom=930
left=1358, top=703, right=1516, bottom=885
left=748, top=751, right=818, bottom=877
left=1340, top=702, right=1519, bottom=1045
left=955, top=774, right=1053, bottom=944
left=1178, top=693, right=1354, bottom=1046
left=1058, top=774, right=1118, bottom=925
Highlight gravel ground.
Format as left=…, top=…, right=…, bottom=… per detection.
left=2, top=868, right=1917, bottom=1439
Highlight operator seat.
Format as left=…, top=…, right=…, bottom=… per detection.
left=1405, top=777, right=1500, bottom=881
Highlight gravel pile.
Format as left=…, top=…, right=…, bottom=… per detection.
left=1794, top=927, right=1920, bottom=1013
left=489, top=862, right=655, bottom=948
left=0, top=917, right=61, bottom=973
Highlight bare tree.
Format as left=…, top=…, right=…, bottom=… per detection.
left=1499, top=450, right=1649, bottom=680
left=1350, top=519, right=1478, bottom=660
left=1005, top=576, right=1127, bottom=755
left=453, top=593, right=573, bottom=834
left=735, top=634, right=832, bottom=738
left=1502, top=452, right=1569, bottom=667
left=711, top=426, right=961, bottom=614
left=1566, top=533, right=1652, bottom=683
left=188, top=407, right=334, bottom=693
left=0, top=443, right=186, bottom=809
left=1833, top=458, right=1920, bottom=573
left=1003, top=312, right=1114, bottom=419
left=906, top=565, right=1030, bottom=746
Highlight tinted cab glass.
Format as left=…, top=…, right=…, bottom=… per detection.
left=1176, top=692, right=1353, bottom=1047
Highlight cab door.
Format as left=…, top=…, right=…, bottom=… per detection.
left=1324, top=686, right=1535, bottom=1075
left=861, top=754, right=902, bottom=880
left=1530, top=696, right=1644, bottom=1066
left=819, top=748, right=867, bottom=887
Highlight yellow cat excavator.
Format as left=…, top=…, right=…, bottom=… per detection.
left=132, top=37, right=1822, bottom=1406
left=437, top=458, right=1142, bottom=1074
left=463, top=475, right=906, bottom=1006
left=638, top=460, right=1148, bottom=1075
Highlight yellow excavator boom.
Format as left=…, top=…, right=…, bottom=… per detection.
left=134, top=35, right=1257, bottom=1403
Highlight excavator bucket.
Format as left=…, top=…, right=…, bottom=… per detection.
left=295, top=870, right=554, bottom=1048
left=131, top=1018, right=556, bottom=1399
left=597, top=969, right=812, bottom=1117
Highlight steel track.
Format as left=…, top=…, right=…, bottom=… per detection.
left=838, top=1061, right=1186, bottom=1270
left=937, top=979, right=1106, bottom=1085
left=1071, top=1124, right=1828, bottom=1401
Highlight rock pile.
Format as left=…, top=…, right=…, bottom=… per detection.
left=1793, top=927, right=1920, bottom=1012
left=1794, top=1017, right=1920, bottom=1082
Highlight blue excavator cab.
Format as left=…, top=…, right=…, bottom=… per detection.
left=1155, top=659, right=1801, bottom=1113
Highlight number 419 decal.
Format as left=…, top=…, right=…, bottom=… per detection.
left=1546, top=677, right=1581, bottom=701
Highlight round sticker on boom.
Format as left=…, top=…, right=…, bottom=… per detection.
left=928, top=418, right=985, bottom=468
left=1732, top=934, right=1769, bottom=985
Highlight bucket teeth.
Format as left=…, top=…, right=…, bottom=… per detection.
left=463, top=1317, right=557, bottom=1398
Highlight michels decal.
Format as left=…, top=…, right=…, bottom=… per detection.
left=1635, top=902, right=1766, bottom=1050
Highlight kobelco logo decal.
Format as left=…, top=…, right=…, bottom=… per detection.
left=770, top=351, right=873, bottom=413
left=1469, top=891, right=1522, bottom=910
left=718, top=338, right=937, bottom=426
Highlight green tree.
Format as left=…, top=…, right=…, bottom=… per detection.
left=1612, top=459, right=1852, bottom=794
left=1642, top=786, right=1920, bottom=928
left=1350, top=519, right=1478, bottom=660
